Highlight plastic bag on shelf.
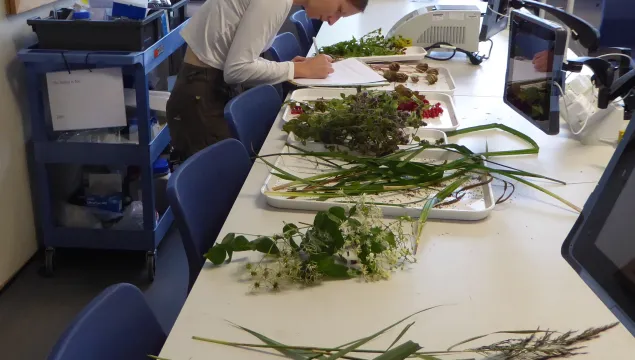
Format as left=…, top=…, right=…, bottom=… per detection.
left=57, top=203, right=103, bottom=229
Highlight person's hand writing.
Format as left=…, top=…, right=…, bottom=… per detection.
left=294, top=54, right=334, bottom=79
left=292, top=56, right=306, bottom=62
left=532, top=50, right=553, bottom=72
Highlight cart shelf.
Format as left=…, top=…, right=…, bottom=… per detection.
left=19, top=20, right=189, bottom=281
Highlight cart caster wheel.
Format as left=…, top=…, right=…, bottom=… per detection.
left=146, top=251, right=157, bottom=282
left=43, top=248, right=55, bottom=277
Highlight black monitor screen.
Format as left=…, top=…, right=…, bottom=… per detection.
left=504, top=11, right=566, bottom=135
left=595, top=165, right=635, bottom=299
left=564, top=138, right=635, bottom=336
left=479, top=0, right=510, bottom=41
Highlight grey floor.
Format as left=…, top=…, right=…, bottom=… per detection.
left=0, top=227, right=189, bottom=360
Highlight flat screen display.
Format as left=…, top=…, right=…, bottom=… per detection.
left=564, top=137, right=635, bottom=336
left=479, top=0, right=510, bottom=41
left=504, top=11, right=566, bottom=135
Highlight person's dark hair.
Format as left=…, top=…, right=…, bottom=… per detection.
left=348, top=0, right=368, bottom=11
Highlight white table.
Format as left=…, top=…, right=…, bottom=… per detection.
left=159, top=2, right=635, bottom=358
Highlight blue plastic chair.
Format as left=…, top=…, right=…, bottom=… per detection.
left=224, top=85, right=282, bottom=156
left=167, top=139, right=251, bottom=291
left=269, top=32, right=303, bottom=62
left=290, top=10, right=316, bottom=55
left=312, top=19, right=323, bottom=34
left=47, top=283, right=166, bottom=360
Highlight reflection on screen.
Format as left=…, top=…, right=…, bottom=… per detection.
left=596, top=169, right=635, bottom=295
left=505, top=18, right=556, bottom=122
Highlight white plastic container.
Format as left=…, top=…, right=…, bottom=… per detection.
left=261, top=143, right=495, bottom=221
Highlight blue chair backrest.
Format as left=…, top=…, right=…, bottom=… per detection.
left=599, top=0, right=635, bottom=56
left=290, top=10, right=316, bottom=55
left=224, top=85, right=282, bottom=156
left=269, top=32, right=303, bottom=62
left=47, top=283, right=166, bottom=360
left=167, top=139, right=251, bottom=291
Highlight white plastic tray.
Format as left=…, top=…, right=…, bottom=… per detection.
left=282, top=88, right=460, bottom=131
left=353, top=46, right=428, bottom=63
left=261, top=144, right=496, bottom=221
left=286, top=128, right=448, bottom=146
left=368, top=65, right=456, bottom=96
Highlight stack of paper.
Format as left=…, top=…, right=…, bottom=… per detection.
left=292, top=58, right=388, bottom=87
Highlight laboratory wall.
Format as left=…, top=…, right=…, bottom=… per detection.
left=0, top=2, right=68, bottom=289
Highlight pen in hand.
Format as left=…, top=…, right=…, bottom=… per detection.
left=312, top=37, right=320, bottom=56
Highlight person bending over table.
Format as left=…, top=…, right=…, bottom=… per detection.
left=167, top=0, right=368, bottom=159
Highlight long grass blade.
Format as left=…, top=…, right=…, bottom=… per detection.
left=446, top=123, right=540, bottom=157
left=386, top=322, right=416, bottom=351
left=372, top=341, right=421, bottom=360
left=227, top=322, right=311, bottom=359
left=324, top=306, right=443, bottom=359
left=500, top=173, right=581, bottom=212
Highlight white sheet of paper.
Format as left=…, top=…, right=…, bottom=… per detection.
left=46, top=68, right=127, bottom=132
left=510, top=59, right=547, bottom=83
left=292, top=58, right=388, bottom=87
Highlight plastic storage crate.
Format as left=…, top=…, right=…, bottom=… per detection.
left=27, top=10, right=165, bottom=51
left=158, top=0, right=188, bottom=30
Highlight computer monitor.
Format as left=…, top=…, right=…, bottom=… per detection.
left=479, top=0, right=510, bottom=42
left=503, top=10, right=567, bottom=135
left=562, top=119, right=635, bottom=337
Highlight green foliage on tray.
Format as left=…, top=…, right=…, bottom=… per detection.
left=320, top=28, right=412, bottom=58
left=282, top=86, right=439, bottom=156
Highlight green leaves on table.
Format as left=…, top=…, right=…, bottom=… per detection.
left=205, top=200, right=416, bottom=290
left=204, top=233, right=280, bottom=265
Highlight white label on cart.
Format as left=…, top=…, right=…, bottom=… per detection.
left=46, top=67, right=127, bottom=131
left=432, top=13, right=444, bottom=21
left=449, top=12, right=464, bottom=21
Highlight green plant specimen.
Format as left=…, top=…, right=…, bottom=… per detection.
left=283, top=87, right=443, bottom=156
left=320, top=29, right=412, bottom=58
left=151, top=309, right=618, bottom=359
left=205, top=198, right=416, bottom=291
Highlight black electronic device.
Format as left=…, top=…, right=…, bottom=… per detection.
left=479, top=0, right=510, bottom=42
left=562, top=118, right=635, bottom=337
left=503, top=10, right=567, bottom=135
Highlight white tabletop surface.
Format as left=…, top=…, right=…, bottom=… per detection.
left=159, top=1, right=635, bottom=358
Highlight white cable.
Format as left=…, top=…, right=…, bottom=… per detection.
left=554, top=81, right=588, bottom=135
left=487, top=5, right=508, bottom=18
left=596, top=53, right=634, bottom=65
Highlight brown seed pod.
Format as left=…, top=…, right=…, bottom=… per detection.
left=395, top=72, right=409, bottom=83
left=427, top=68, right=439, bottom=76
left=410, top=75, right=419, bottom=83
left=394, top=84, right=413, bottom=97
left=416, top=62, right=429, bottom=73
left=383, top=70, right=398, bottom=82
left=426, top=73, right=439, bottom=85
left=389, top=62, right=400, bottom=71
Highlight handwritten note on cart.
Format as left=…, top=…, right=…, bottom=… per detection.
left=291, top=58, right=388, bottom=87
left=46, top=68, right=127, bottom=131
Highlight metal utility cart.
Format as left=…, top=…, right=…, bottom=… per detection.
left=18, top=20, right=189, bottom=281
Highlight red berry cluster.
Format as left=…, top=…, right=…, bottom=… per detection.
left=291, top=106, right=304, bottom=115
left=421, top=103, right=443, bottom=119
